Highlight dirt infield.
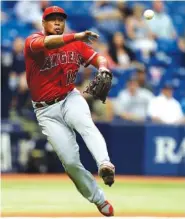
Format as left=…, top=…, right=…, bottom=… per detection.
left=1, top=174, right=185, bottom=183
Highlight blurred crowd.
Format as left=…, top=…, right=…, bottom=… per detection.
left=1, top=0, right=185, bottom=128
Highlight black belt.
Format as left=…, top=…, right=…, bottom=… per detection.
left=35, top=93, right=68, bottom=108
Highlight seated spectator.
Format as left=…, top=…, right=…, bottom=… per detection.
left=116, top=1, right=133, bottom=22
left=9, top=37, right=25, bottom=91
left=1, top=51, right=13, bottom=119
left=178, top=36, right=185, bottom=52
left=113, top=76, right=154, bottom=122
left=146, top=1, right=177, bottom=39
left=96, top=42, right=117, bottom=69
left=14, top=0, right=50, bottom=30
left=9, top=37, right=29, bottom=116
left=148, top=82, right=184, bottom=124
left=109, top=31, right=136, bottom=68
left=126, top=4, right=157, bottom=54
left=91, top=1, right=123, bottom=38
left=180, top=98, right=185, bottom=114
left=178, top=34, right=185, bottom=67
left=76, top=67, right=114, bottom=122
left=1, top=10, right=8, bottom=23
left=91, top=98, right=114, bottom=122
left=135, top=67, right=153, bottom=92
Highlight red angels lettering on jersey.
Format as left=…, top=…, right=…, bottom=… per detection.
left=40, top=51, right=82, bottom=71
left=24, top=32, right=98, bottom=102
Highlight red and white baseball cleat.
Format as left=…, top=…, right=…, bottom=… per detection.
left=99, top=161, right=115, bottom=187
left=97, top=200, right=114, bottom=217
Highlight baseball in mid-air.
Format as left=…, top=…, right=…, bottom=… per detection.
left=143, top=9, right=154, bottom=20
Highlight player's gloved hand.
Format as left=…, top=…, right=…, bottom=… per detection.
left=74, top=30, right=99, bottom=44
left=83, top=67, right=112, bottom=104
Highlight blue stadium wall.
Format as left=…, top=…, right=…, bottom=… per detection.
left=1, top=122, right=185, bottom=176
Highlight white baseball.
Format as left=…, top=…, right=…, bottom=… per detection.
left=143, top=9, right=154, bottom=20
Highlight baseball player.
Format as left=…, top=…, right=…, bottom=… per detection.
left=24, top=6, right=115, bottom=216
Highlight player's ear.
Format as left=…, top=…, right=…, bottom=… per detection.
left=42, top=20, right=45, bottom=28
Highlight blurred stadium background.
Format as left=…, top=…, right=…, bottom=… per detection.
left=1, top=0, right=185, bottom=218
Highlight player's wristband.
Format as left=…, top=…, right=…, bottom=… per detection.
left=62, top=34, right=75, bottom=44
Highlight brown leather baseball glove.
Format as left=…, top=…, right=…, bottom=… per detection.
left=83, top=69, right=112, bottom=103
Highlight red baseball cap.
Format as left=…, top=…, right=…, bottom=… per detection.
left=42, top=6, right=67, bottom=20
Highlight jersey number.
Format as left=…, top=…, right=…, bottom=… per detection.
left=66, top=69, right=78, bottom=86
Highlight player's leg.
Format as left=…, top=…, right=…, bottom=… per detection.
left=63, top=89, right=115, bottom=186
left=35, top=104, right=105, bottom=206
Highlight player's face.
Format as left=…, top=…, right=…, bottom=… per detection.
left=43, top=14, right=65, bottom=35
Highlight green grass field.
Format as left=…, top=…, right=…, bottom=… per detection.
left=1, top=174, right=185, bottom=217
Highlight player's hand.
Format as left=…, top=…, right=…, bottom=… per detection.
left=74, top=30, right=99, bottom=44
